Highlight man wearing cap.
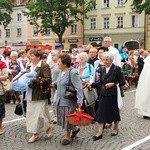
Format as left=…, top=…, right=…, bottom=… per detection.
left=55, top=43, right=63, bottom=51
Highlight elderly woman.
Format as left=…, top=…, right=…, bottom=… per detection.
left=88, top=51, right=125, bottom=141
left=76, top=52, right=94, bottom=83
left=76, top=52, right=95, bottom=117
left=56, top=53, right=83, bottom=145
left=25, top=49, right=53, bottom=143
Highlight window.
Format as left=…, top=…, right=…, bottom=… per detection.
left=17, top=0, right=22, bottom=5
left=114, top=43, right=119, bottom=49
left=17, top=28, right=21, bottom=37
left=44, top=28, right=50, bottom=36
left=17, top=13, right=21, bottom=21
left=117, top=0, right=124, bottom=6
left=117, top=16, right=123, bottom=28
left=103, top=17, right=109, bottom=29
left=6, top=29, right=10, bottom=37
left=131, top=15, right=138, bottom=27
left=71, top=24, right=77, bottom=34
left=33, top=26, right=38, bottom=36
left=104, top=0, right=109, bottom=8
left=90, top=18, right=96, bottom=29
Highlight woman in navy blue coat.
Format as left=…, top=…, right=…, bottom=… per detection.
left=88, top=52, right=125, bottom=141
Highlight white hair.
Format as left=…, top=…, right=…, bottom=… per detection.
left=78, top=52, right=89, bottom=61
left=50, top=50, right=59, bottom=55
left=102, top=51, right=114, bottom=61
left=103, top=36, right=112, bottom=42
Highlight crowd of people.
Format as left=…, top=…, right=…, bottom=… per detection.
left=0, top=36, right=150, bottom=145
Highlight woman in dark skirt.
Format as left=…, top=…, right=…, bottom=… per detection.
left=55, top=53, right=83, bottom=145
left=87, top=51, right=125, bottom=141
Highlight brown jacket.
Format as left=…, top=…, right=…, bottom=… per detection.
left=32, top=61, right=51, bottom=101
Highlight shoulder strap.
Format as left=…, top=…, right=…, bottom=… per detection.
left=68, top=68, right=72, bottom=85
left=89, top=64, right=91, bottom=74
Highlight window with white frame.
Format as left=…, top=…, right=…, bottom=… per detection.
left=17, top=0, right=22, bottom=5
left=17, top=13, right=21, bottom=21
left=33, top=26, right=38, bottom=36
left=104, top=0, right=109, bottom=8
left=103, top=17, right=109, bottom=29
left=90, top=18, right=96, bottom=29
left=131, top=15, right=138, bottom=27
left=117, top=16, right=123, bottom=28
left=71, top=24, right=77, bottom=34
left=6, top=29, right=10, bottom=37
left=117, top=0, right=124, bottom=6
left=17, top=28, right=21, bottom=37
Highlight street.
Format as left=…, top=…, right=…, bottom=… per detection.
left=0, top=87, right=150, bottom=150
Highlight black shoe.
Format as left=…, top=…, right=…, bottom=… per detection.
left=93, top=135, right=103, bottom=141
left=71, top=128, right=80, bottom=138
left=143, top=116, right=150, bottom=119
left=111, top=130, right=119, bottom=136
left=61, top=139, right=71, bottom=145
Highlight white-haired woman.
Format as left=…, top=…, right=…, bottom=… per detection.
left=76, top=52, right=94, bottom=82
left=88, top=51, right=125, bottom=141
left=76, top=52, right=95, bottom=117
left=7, top=51, right=24, bottom=104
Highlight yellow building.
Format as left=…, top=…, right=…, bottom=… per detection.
left=84, top=0, right=145, bottom=49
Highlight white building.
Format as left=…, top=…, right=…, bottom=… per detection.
left=0, top=1, right=28, bottom=46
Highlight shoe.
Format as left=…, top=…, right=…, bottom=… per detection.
left=143, top=116, right=150, bottom=119
left=61, top=139, right=71, bottom=145
left=0, top=131, right=4, bottom=135
left=111, top=130, right=119, bottom=136
left=45, top=126, right=54, bottom=139
left=71, top=128, right=80, bottom=138
left=28, top=134, right=39, bottom=143
left=93, top=135, right=103, bottom=141
left=91, top=120, right=95, bottom=124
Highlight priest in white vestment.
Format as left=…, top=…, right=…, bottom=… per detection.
left=135, top=55, right=150, bottom=118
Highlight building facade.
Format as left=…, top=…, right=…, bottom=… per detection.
left=84, top=0, right=145, bottom=50
left=0, top=0, right=28, bottom=46
left=0, top=0, right=83, bottom=50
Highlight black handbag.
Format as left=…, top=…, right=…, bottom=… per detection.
left=14, top=103, right=23, bottom=116
left=64, top=69, right=77, bottom=100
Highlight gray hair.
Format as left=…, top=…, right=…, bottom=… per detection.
left=50, top=50, right=59, bottom=55
left=102, top=51, right=114, bottom=61
left=78, top=52, right=89, bottom=61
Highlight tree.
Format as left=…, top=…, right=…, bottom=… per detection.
left=0, top=0, right=13, bottom=29
left=24, top=0, right=94, bottom=44
left=125, top=0, right=150, bottom=14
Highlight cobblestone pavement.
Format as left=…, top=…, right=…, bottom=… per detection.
left=0, top=87, right=150, bottom=150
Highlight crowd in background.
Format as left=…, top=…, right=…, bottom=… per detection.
left=0, top=36, right=150, bottom=144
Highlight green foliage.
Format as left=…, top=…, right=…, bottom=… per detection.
left=125, top=0, right=150, bottom=14
left=0, top=0, right=13, bottom=29
left=24, top=0, right=94, bottom=43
